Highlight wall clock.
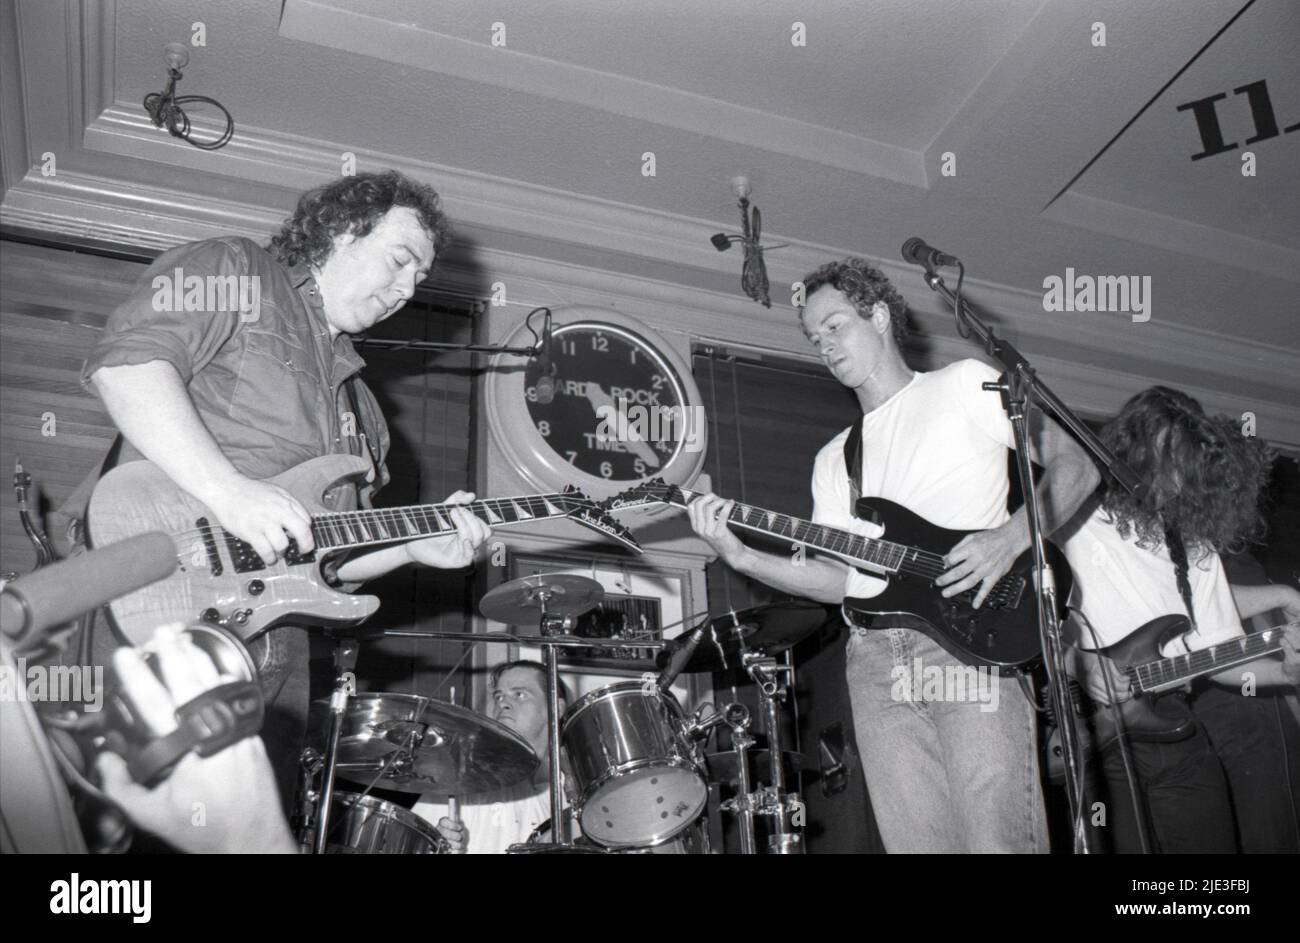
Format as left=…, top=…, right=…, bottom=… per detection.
left=484, top=307, right=707, bottom=497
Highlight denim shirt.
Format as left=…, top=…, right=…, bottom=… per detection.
left=63, top=236, right=390, bottom=523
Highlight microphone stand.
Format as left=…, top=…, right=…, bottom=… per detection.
left=354, top=308, right=550, bottom=357
left=912, top=264, right=1144, bottom=855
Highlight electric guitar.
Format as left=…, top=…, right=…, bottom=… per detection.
left=86, top=454, right=638, bottom=643
left=604, top=479, right=1072, bottom=668
left=1048, top=614, right=1299, bottom=768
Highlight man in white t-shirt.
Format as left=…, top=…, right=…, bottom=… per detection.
left=687, top=258, right=1100, bottom=852
left=1057, top=386, right=1300, bottom=853
left=413, top=661, right=571, bottom=854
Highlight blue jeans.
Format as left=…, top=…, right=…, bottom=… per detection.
left=844, top=625, right=1048, bottom=853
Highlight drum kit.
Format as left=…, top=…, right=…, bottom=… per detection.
left=295, top=574, right=829, bottom=854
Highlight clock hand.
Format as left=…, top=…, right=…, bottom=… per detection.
left=584, top=382, right=660, bottom=469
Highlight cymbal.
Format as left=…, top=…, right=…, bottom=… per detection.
left=657, top=600, right=829, bottom=674
left=480, top=574, right=604, bottom=625
left=309, top=692, right=538, bottom=798
left=705, top=749, right=817, bottom=785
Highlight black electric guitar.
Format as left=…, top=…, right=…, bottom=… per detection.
left=604, top=479, right=1072, bottom=668
left=86, top=454, right=638, bottom=644
left=1048, top=614, right=1299, bottom=765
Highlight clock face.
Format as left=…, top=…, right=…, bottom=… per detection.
left=523, top=322, right=690, bottom=482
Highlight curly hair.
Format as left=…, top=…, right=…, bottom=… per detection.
left=267, top=170, right=451, bottom=270
left=1100, top=386, right=1273, bottom=560
left=797, top=257, right=911, bottom=347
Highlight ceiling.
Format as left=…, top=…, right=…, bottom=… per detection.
left=2, top=0, right=1297, bottom=436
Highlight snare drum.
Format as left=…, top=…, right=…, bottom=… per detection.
left=561, top=681, right=708, bottom=848
left=314, top=791, right=448, bottom=854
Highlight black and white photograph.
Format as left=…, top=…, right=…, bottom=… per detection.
left=0, top=0, right=1297, bottom=918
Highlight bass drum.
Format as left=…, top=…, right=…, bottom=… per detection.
left=311, top=791, right=448, bottom=854
left=527, top=812, right=711, bottom=854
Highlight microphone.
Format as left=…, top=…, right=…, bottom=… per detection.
left=534, top=312, right=556, bottom=405
left=0, top=532, right=177, bottom=648
left=900, top=237, right=961, bottom=271
left=657, top=617, right=710, bottom=694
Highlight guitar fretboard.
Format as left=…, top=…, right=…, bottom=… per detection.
left=675, top=488, right=943, bottom=579
left=1133, top=621, right=1297, bottom=693
left=311, top=494, right=576, bottom=550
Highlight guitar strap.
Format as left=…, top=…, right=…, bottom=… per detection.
left=843, top=415, right=864, bottom=513
left=340, top=377, right=382, bottom=501
left=1163, top=525, right=1197, bottom=629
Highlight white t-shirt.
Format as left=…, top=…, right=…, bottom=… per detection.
left=811, top=359, right=1015, bottom=599
left=1057, top=501, right=1243, bottom=654
left=413, top=779, right=552, bottom=854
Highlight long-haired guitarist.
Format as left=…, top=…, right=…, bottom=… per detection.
left=686, top=258, right=1100, bottom=853
left=64, top=172, right=492, bottom=810
left=1058, top=386, right=1300, bottom=852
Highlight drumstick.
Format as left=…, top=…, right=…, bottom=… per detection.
left=448, top=795, right=460, bottom=824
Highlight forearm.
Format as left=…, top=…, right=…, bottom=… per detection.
left=91, top=361, right=242, bottom=504
left=1004, top=454, right=1100, bottom=547
left=334, top=542, right=417, bottom=583
left=727, top=545, right=847, bottom=605
left=1230, top=582, right=1297, bottom=621
left=1210, top=656, right=1297, bottom=690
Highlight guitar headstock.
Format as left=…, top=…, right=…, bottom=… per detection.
left=558, top=485, right=643, bottom=554
left=601, top=478, right=682, bottom=514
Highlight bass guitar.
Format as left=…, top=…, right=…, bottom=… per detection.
left=604, top=479, right=1071, bottom=668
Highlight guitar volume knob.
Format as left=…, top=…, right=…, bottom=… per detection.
left=247, top=579, right=265, bottom=595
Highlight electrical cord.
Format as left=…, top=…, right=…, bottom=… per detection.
left=143, top=68, right=234, bottom=151
left=1074, top=606, right=1152, bottom=854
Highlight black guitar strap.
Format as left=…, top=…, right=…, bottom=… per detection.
left=1164, top=525, right=1197, bottom=630
left=843, top=416, right=864, bottom=513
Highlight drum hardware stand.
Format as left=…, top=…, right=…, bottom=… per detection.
left=745, top=653, right=804, bottom=854
left=718, top=703, right=758, bottom=854
left=536, top=600, right=572, bottom=845
left=312, top=636, right=359, bottom=854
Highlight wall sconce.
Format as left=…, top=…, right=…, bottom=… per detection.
left=143, top=43, right=235, bottom=151
left=709, top=177, right=786, bottom=308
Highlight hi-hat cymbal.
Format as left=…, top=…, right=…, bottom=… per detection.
left=309, top=692, right=538, bottom=798
left=480, top=574, right=604, bottom=626
left=657, top=600, right=829, bottom=674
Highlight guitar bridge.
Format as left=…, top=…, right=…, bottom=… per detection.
left=986, top=574, right=1026, bottom=610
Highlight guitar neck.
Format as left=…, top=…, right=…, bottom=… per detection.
left=674, top=488, right=936, bottom=579
left=311, top=494, right=574, bottom=550
left=1133, top=620, right=1298, bottom=694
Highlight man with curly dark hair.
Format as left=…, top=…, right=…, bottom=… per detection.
left=1059, top=386, right=1300, bottom=852
left=72, top=170, right=490, bottom=813
left=688, top=257, right=1100, bottom=852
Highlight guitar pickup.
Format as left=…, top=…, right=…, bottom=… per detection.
left=195, top=517, right=223, bottom=576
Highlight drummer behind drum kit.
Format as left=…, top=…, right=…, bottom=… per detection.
left=295, top=573, right=829, bottom=854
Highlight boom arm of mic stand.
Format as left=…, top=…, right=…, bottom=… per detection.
left=915, top=267, right=1116, bottom=853
left=918, top=270, right=1145, bottom=498
left=352, top=338, right=542, bottom=355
